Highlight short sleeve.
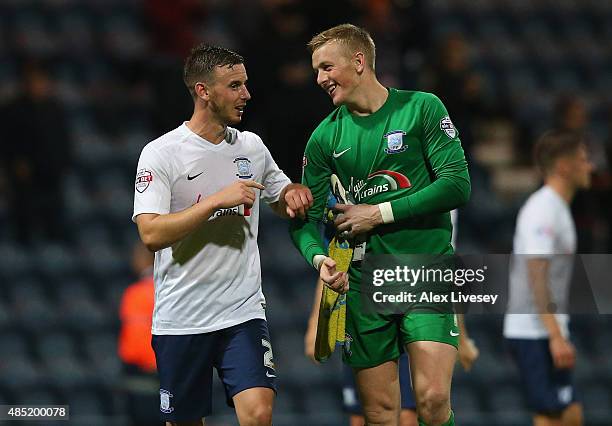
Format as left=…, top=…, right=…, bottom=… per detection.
left=260, top=143, right=291, bottom=204
left=132, top=145, right=172, bottom=222
left=519, top=206, right=556, bottom=256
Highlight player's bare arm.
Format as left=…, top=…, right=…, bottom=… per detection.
left=304, top=278, right=324, bottom=362
left=332, top=203, right=383, bottom=238
left=527, top=258, right=576, bottom=369
left=269, top=183, right=313, bottom=219
left=318, top=257, right=349, bottom=294
left=136, top=180, right=264, bottom=251
left=457, top=314, right=479, bottom=371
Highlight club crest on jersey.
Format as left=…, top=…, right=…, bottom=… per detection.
left=135, top=168, right=153, bottom=193
left=234, top=157, right=253, bottom=179
left=440, top=116, right=457, bottom=138
left=383, top=130, right=407, bottom=154
left=159, top=389, right=174, bottom=413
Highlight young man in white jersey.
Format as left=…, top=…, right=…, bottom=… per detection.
left=132, top=44, right=313, bottom=426
left=504, top=130, right=592, bottom=426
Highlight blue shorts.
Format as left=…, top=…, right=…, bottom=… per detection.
left=342, top=353, right=415, bottom=414
left=151, top=319, right=276, bottom=422
left=506, top=338, right=578, bottom=415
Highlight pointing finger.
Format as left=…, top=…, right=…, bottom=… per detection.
left=244, top=180, right=265, bottom=190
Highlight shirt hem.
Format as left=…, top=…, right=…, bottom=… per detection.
left=151, top=312, right=266, bottom=335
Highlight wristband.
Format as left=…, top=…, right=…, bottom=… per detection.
left=378, top=202, right=394, bottom=224
left=312, top=254, right=327, bottom=271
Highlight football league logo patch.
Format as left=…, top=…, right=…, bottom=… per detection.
left=135, top=169, right=153, bottom=193
left=159, top=389, right=174, bottom=414
left=383, top=130, right=407, bottom=154
left=234, top=157, right=253, bottom=179
left=439, top=116, right=457, bottom=138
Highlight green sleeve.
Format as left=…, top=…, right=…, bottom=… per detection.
left=390, top=94, right=471, bottom=220
left=289, top=133, right=331, bottom=266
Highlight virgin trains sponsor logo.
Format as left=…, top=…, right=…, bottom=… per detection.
left=347, top=170, right=411, bottom=201
left=208, top=205, right=251, bottom=219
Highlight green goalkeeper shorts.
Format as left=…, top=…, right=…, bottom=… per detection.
left=343, top=289, right=459, bottom=368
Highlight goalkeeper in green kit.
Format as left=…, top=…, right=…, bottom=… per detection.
left=289, top=24, right=470, bottom=426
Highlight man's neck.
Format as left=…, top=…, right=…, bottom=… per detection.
left=186, top=109, right=226, bottom=145
left=546, top=176, right=575, bottom=204
left=345, top=78, right=389, bottom=117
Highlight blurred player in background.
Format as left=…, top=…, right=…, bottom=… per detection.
left=2, top=60, right=71, bottom=244
left=504, top=130, right=592, bottom=426
left=133, top=43, right=313, bottom=426
left=304, top=209, right=478, bottom=426
left=290, top=24, right=470, bottom=426
left=118, top=241, right=162, bottom=426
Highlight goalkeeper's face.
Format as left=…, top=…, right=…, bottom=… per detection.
left=312, top=41, right=360, bottom=107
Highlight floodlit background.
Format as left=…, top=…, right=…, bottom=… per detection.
left=0, top=0, right=611, bottom=425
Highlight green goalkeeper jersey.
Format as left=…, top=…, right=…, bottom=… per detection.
left=290, top=89, right=470, bottom=287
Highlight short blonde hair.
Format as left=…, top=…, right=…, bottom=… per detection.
left=307, top=24, right=376, bottom=70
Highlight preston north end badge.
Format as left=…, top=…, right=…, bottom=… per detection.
left=234, top=157, right=253, bottom=179
left=383, top=130, right=407, bottom=154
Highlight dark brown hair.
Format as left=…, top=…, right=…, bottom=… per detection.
left=183, top=44, right=244, bottom=98
left=533, top=130, right=584, bottom=175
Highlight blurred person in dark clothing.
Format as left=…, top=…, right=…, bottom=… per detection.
left=143, top=0, right=205, bottom=136
left=420, top=33, right=490, bottom=154
left=360, top=0, right=431, bottom=88
left=242, top=1, right=331, bottom=182
left=553, top=95, right=608, bottom=172
left=1, top=61, right=71, bottom=244
left=118, top=241, right=162, bottom=426
left=552, top=95, right=607, bottom=252
left=604, top=106, right=612, bottom=251
left=553, top=97, right=588, bottom=132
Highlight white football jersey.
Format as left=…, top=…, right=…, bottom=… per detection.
left=133, top=123, right=291, bottom=335
left=504, top=185, right=576, bottom=339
